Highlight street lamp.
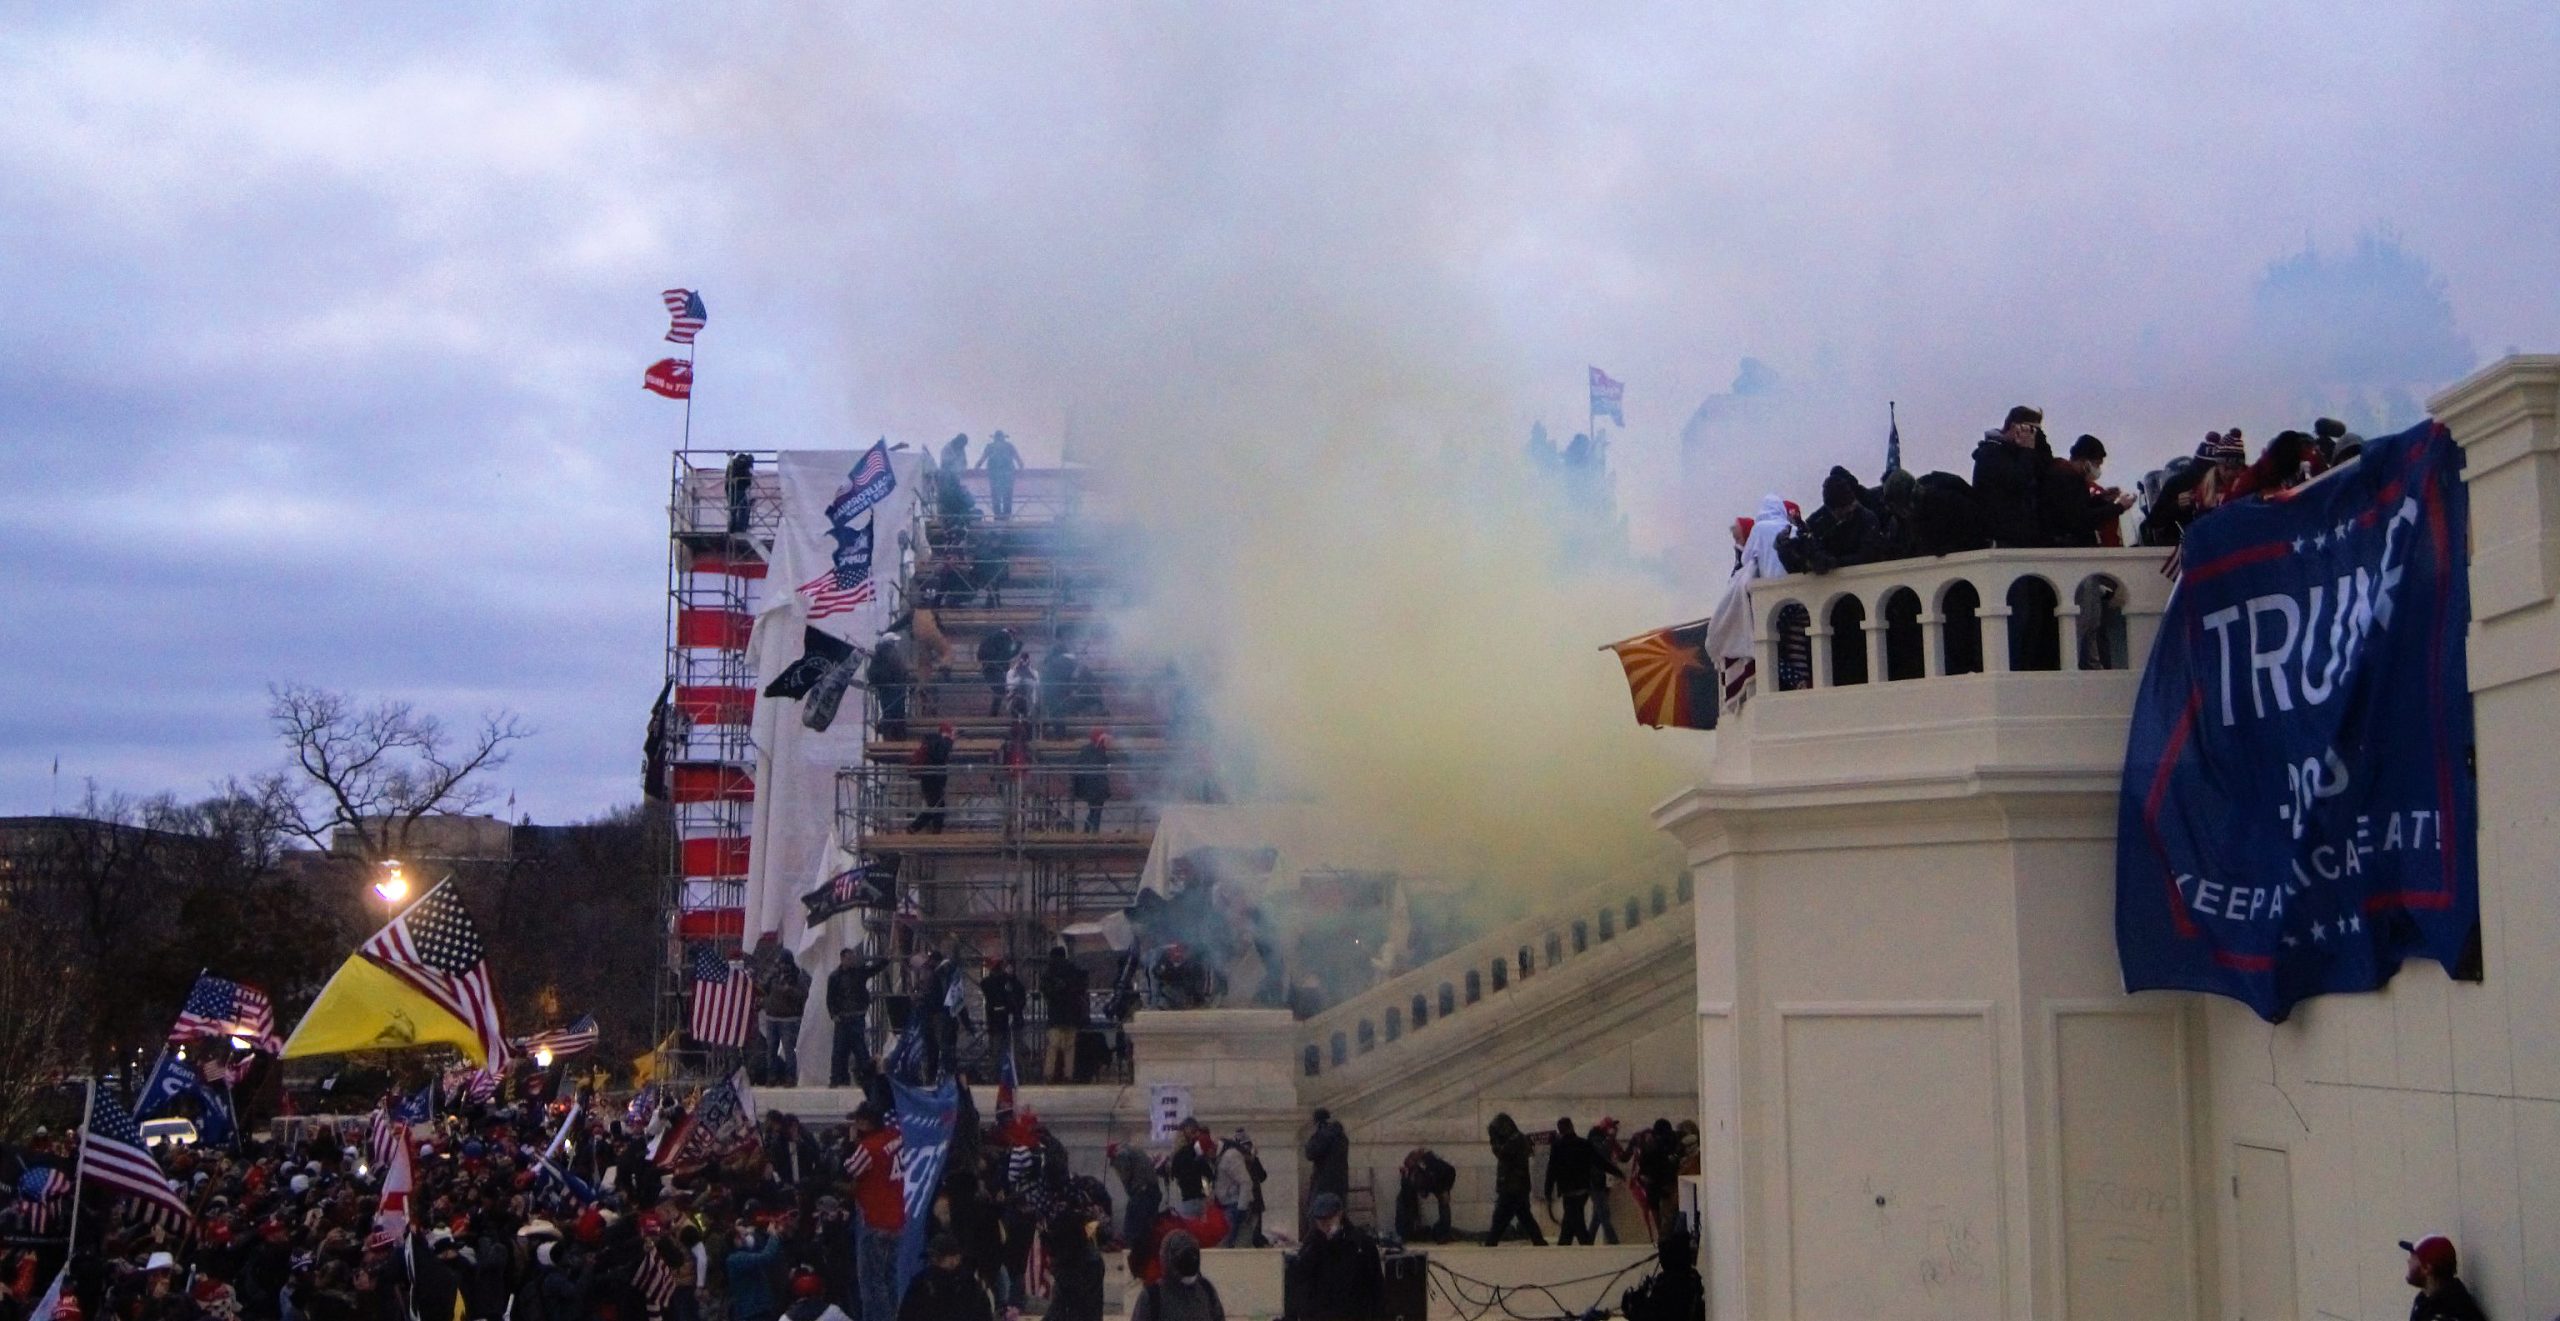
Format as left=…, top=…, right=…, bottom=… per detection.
left=533, top=1046, right=555, bottom=1069
left=373, top=859, right=410, bottom=905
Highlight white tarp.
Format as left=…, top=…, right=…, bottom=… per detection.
left=745, top=448, right=934, bottom=1079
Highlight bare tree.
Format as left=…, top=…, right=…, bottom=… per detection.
left=0, top=905, right=75, bottom=1138
left=261, top=684, right=533, bottom=863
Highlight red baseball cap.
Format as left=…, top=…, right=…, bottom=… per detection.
left=2398, top=1234, right=2457, bottom=1275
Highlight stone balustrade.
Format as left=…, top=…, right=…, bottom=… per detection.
left=1749, top=546, right=2175, bottom=688
left=1297, top=874, right=1694, bottom=1080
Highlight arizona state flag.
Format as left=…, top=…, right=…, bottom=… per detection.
left=1604, top=619, right=1717, bottom=730
left=282, top=954, right=488, bottom=1065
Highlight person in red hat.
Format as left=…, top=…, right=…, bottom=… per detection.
left=2400, top=1234, right=2487, bottom=1320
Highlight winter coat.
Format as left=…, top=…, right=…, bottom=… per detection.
left=1213, top=1144, right=1254, bottom=1207
left=1071, top=743, right=1112, bottom=805
left=1130, top=1275, right=1226, bottom=1321
left=827, top=959, right=889, bottom=1019
left=2036, top=459, right=2120, bottom=547
left=895, top=1265, right=994, bottom=1321
left=724, top=1232, right=784, bottom=1321
left=1286, top=1222, right=1383, bottom=1321
left=1165, top=1141, right=1213, bottom=1202
left=1544, top=1131, right=1603, bottom=1198
left=1488, top=1117, right=1534, bottom=1197
left=1303, top=1119, right=1350, bottom=1197
left=1970, top=433, right=2047, bottom=548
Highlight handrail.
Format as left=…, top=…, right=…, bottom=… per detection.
left=1296, top=873, right=1694, bottom=1078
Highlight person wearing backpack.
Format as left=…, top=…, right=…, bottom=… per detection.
left=1129, top=1231, right=1223, bottom=1321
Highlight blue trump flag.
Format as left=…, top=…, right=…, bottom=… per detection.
left=888, top=1071, right=958, bottom=1300
left=2116, top=421, right=2479, bottom=1022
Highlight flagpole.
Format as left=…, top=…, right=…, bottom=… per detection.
left=66, top=1079, right=94, bottom=1255
left=682, top=336, right=696, bottom=449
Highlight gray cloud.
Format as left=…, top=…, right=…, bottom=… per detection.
left=3, top=1, right=2555, bottom=827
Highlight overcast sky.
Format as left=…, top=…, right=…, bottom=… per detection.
left=5, top=2, right=2555, bottom=823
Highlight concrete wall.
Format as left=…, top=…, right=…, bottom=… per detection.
left=2196, top=356, right=2560, bottom=1321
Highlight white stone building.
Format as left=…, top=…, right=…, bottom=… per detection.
left=1663, top=355, right=2560, bottom=1319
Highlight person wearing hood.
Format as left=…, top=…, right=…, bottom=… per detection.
left=1485, top=1113, right=1546, bottom=1247
left=1108, top=1142, right=1164, bottom=1272
left=1129, top=1230, right=1223, bottom=1321
left=1702, top=494, right=1800, bottom=711
left=1971, top=405, right=2050, bottom=548
left=1795, top=466, right=1888, bottom=571
left=1301, top=1109, right=1350, bottom=1239
left=1634, top=1119, right=1682, bottom=1240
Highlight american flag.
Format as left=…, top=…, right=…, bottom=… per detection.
left=520, top=1014, right=600, bottom=1061
left=367, top=1108, right=408, bottom=1173
left=662, top=289, right=707, bottom=344
left=359, top=881, right=509, bottom=1071
left=797, top=562, right=876, bottom=620
left=625, top=1084, right=661, bottom=1130
left=78, top=1088, right=191, bottom=1233
left=14, top=1166, right=71, bottom=1235
left=635, top=1242, right=681, bottom=1312
left=170, top=974, right=282, bottom=1054
left=445, top=1064, right=499, bottom=1105
left=366, top=1134, right=412, bottom=1250
left=196, top=1053, right=253, bottom=1087
left=687, top=945, right=756, bottom=1049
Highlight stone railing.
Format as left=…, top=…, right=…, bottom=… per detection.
left=1296, top=874, right=1694, bottom=1079
left=1748, top=546, right=2174, bottom=688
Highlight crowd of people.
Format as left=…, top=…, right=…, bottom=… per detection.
left=1737, top=406, right=2368, bottom=577
left=0, top=1066, right=1300, bottom=1321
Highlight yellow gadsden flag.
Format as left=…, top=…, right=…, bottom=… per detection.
left=282, top=954, right=489, bottom=1066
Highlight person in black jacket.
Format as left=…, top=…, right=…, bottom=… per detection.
left=908, top=724, right=954, bottom=833
left=896, top=1233, right=994, bottom=1321
left=1302, top=1109, right=1350, bottom=1239
left=1041, top=946, right=1090, bottom=1083
left=1395, top=1147, right=1457, bottom=1243
left=1971, top=405, right=2049, bottom=548
left=828, top=950, right=891, bottom=1087
left=1544, top=1117, right=1607, bottom=1246
left=1287, top=1193, right=1382, bottom=1321
left=1795, top=466, right=1888, bottom=571
left=2038, top=434, right=2134, bottom=547
left=976, top=628, right=1019, bottom=717
left=1485, top=1113, right=1546, bottom=1247
left=979, top=957, right=1026, bottom=1065
left=1071, top=731, right=1113, bottom=833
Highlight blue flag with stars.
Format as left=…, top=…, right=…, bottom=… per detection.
left=2115, top=421, right=2479, bottom=1022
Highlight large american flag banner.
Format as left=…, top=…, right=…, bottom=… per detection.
left=170, top=974, right=283, bottom=1054
left=358, top=881, right=509, bottom=1070
left=687, top=945, right=756, bottom=1049
left=662, top=288, right=707, bottom=344
left=79, top=1089, right=191, bottom=1232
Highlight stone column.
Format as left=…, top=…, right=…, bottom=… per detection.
left=1124, top=1008, right=1305, bottom=1237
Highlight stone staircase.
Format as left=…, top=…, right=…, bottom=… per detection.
left=1294, top=875, right=1699, bottom=1233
